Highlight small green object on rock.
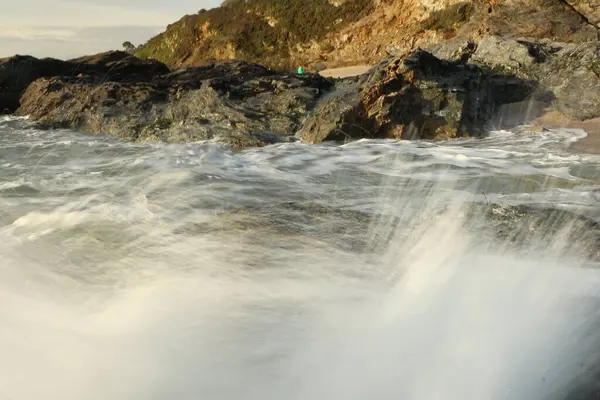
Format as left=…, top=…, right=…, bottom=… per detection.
left=297, top=66, right=304, bottom=75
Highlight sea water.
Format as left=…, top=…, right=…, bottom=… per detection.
left=1, top=116, right=599, bottom=399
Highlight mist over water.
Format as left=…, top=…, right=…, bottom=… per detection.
left=1, top=117, right=600, bottom=400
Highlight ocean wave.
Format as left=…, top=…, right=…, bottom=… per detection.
left=0, top=123, right=599, bottom=399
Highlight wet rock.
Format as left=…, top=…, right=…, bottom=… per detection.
left=11, top=38, right=598, bottom=146
left=174, top=201, right=375, bottom=253
left=0, top=51, right=169, bottom=114
left=0, top=56, right=65, bottom=113
left=175, top=200, right=600, bottom=262
left=296, top=49, right=537, bottom=143
left=427, top=35, right=600, bottom=123
left=295, top=78, right=365, bottom=143
left=468, top=36, right=600, bottom=121
left=466, top=203, right=600, bottom=262
left=17, top=60, right=333, bottom=146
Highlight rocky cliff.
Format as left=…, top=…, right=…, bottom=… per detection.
left=0, top=51, right=168, bottom=114
left=15, top=36, right=598, bottom=147
left=17, top=47, right=538, bottom=145
left=134, top=0, right=598, bottom=70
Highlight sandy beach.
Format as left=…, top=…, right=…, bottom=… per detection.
left=534, top=112, right=600, bottom=155
left=319, top=65, right=372, bottom=78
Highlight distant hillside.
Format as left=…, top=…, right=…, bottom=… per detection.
left=134, top=0, right=597, bottom=70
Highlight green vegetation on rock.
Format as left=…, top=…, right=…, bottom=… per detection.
left=591, top=57, right=600, bottom=78
left=421, top=2, right=474, bottom=31
left=135, top=0, right=374, bottom=68
left=122, top=41, right=136, bottom=54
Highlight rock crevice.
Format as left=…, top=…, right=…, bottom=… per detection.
left=562, top=0, right=600, bottom=28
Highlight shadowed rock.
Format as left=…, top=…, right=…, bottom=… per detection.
left=466, top=203, right=600, bottom=262
left=296, top=49, right=538, bottom=143
left=0, top=51, right=169, bottom=114
left=430, top=36, right=600, bottom=123
left=174, top=200, right=600, bottom=261
left=10, top=40, right=599, bottom=147
left=174, top=201, right=375, bottom=253
left=564, top=0, right=600, bottom=27
left=17, top=59, right=334, bottom=147
left=470, top=36, right=600, bottom=121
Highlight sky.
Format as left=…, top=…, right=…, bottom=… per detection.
left=0, top=0, right=222, bottom=59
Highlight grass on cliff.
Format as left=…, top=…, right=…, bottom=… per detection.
left=135, top=0, right=374, bottom=68
left=421, top=2, right=474, bottom=31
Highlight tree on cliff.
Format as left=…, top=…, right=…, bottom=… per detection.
left=122, top=41, right=136, bottom=54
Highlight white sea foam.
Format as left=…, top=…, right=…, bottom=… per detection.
left=0, top=123, right=599, bottom=399
left=0, top=115, right=29, bottom=123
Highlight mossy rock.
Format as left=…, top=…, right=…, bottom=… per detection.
left=421, top=2, right=474, bottom=31
left=591, top=57, right=600, bottom=78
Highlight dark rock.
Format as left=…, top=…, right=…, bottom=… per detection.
left=483, top=0, right=597, bottom=42
left=296, top=49, right=537, bottom=143
left=0, top=55, right=71, bottom=114
left=10, top=37, right=598, bottom=147
left=466, top=203, right=600, bottom=262
left=0, top=51, right=169, bottom=114
left=294, top=79, right=365, bottom=143
left=17, top=59, right=334, bottom=147
left=432, top=36, right=600, bottom=122
left=68, top=51, right=170, bottom=82
left=174, top=199, right=600, bottom=261
left=174, top=201, right=375, bottom=253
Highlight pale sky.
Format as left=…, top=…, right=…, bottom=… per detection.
left=0, top=0, right=222, bottom=59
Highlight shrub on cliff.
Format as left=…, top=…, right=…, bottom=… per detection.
left=421, top=2, right=474, bottom=31
left=135, top=0, right=374, bottom=68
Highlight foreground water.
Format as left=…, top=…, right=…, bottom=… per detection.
left=1, top=116, right=600, bottom=400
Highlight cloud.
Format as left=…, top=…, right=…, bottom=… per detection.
left=0, top=0, right=223, bottom=59
left=59, top=0, right=222, bottom=13
left=0, top=28, right=78, bottom=41
left=0, top=0, right=221, bottom=28
left=0, top=25, right=164, bottom=59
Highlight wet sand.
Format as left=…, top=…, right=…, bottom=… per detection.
left=534, top=112, right=600, bottom=155
left=319, top=65, right=372, bottom=78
